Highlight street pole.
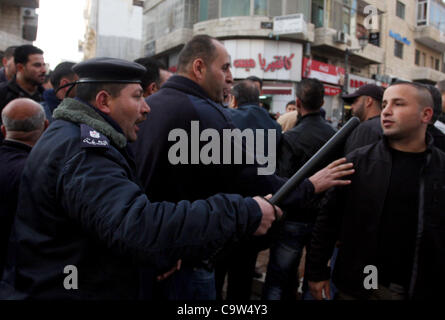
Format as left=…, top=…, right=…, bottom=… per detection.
left=342, top=49, right=350, bottom=125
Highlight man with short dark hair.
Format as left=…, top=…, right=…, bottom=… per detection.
left=134, top=57, right=172, bottom=97
left=41, top=61, right=78, bottom=122
left=307, top=81, right=445, bottom=300
left=342, top=84, right=384, bottom=154
left=0, top=46, right=17, bottom=83
left=0, top=98, right=48, bottom=280
left=263, top=78, right=337, bottom=300
left=0, top=45, right=46, bottom=112
left=132, top=35, right=353, bottom=300
left=246, top=75, right=263, bottom=92
left=0, top=57, right=283, bottom=299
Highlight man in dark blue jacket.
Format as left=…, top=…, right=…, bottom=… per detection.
left=131, top=35, right=354, bottom=300
left=0, top=57, right=285, bottom=300
left=0, top=98, right=48, bottom=281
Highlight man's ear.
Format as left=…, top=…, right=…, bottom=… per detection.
left=2, top=57, right=7, bottom=68
left=15, top=62, right=24, bottom=73
left=43, top=119, right=49, bottom=131
left=95, top=90, right=112, bottom=114
left=145, top=82, right=158, bottom=96
left=1, top=125, right=6, bottom=138
left=365, top=96, right=373, bottom=108
left=229, top=95, right=237, bottom=109
left=191, top=58, right=206, bottom=81
left=421, top=106, right=434, bottom=124
left=296, top=98, right=303, bottom=111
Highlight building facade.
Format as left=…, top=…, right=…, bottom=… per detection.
left=142, top=0, right=445, bottom=120
left=0, top=0, right=39, bottom=52
left=83, top=0, right=144, bottom=61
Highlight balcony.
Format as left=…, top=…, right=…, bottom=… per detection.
left=414, top=26, right=445, bottom=52
left=193, top=16, right=314, bottom=42
left=411, top=66, right=445, bottom=84
left=313, top=27, right=384, bottom=65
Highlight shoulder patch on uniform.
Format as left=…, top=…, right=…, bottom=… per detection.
left=80, top=124, right=110, bottom=149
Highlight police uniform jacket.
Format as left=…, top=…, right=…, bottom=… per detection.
left=0, top=98, right=264, bottom=299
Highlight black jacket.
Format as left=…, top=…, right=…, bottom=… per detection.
left=0, top=77, right=44, bottom=111
left=0, top=98, right=264, bottom=299
left=344, top=115, right=382, bottom=154
left=0, top=140, right=31, bottom=280
left=306, top=136, right=445, bottom=299
left=276, top=112, right=337, bottom=222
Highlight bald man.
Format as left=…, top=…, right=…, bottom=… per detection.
left=0, top=98, right=48, bottom=279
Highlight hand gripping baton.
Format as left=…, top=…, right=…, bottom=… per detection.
left=268, top=116, right=360, bottom=206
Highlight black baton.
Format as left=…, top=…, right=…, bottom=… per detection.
left=268, top=116, right=360, bottom=206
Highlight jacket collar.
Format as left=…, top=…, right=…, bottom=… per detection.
left=296, top=111, right=322, bottom=125
left=1, top=139, right=32, bottom=152
left=381, top=132, right=435, bottom=154
left=162, top=75, right=211, bottom=101
left=52, top=98, right=127, bottom=148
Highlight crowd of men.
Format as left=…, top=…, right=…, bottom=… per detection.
left=0, top=36, right=445, bottom=300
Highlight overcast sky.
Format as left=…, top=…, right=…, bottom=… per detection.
left=34, top=0, right=86, bottom=70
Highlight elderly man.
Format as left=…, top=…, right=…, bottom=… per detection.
left=0, top=98, right=48, bottom=280
left=0, top=57, right=285, bottom=299
left=307, top=81, right=445, bottom=300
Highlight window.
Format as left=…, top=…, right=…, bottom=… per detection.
left=285, top=0, right=311, bottom=19
left=394, top=41, right=403, bottom=58
left=422, top=53, right=426, bottom=66
left=415, top=50, right=420, bottom=65
left=312, top=0, right=324, bottom=27
left=436, top=59, right=440, bottom=71
left=431, top=56, right=435, bottom=68
left=221, top=0, right=250, bottom=17
left=330, top=0, right=351, bottom=34
left=199, top=0, right=219, bottom=21
left=254, top=0, right=267, bottom=16
left=396, top=1, right=405, bottom=19
left=268, top=0, right=282, bottom=16
left=417, top=0, right=428, bottom=26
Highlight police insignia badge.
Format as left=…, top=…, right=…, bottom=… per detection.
left=80, top=124, right=110, bottom=149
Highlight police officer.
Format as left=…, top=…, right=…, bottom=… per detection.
left=0, top=57, right=282, bottom=299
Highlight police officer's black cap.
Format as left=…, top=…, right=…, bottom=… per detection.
left=72, top=57, right=146, bottom=84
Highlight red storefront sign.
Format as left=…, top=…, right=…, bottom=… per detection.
left=302, top=58, right=345, bottom=86
left=232, top=54, right=294, bottom=72
left=259, top=53, right=294, bottom=72
left=324, top=84, right=342, bottom=96
left=233, top=59, right=256, bottom=71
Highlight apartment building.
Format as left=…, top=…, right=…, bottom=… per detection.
left=83, top=0, right=144, bottom=61
left=142, top=0, right=445, bottom=118
left=0, top=0, right=39, bottom=52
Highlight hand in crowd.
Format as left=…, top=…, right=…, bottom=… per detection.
left=309, top=280, right=331, bottom=300
left=156, top=259, right=182, bottom=282
left=309, top=158, right=354, bottom=194
left=252, top=194, right=283, bottom=236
